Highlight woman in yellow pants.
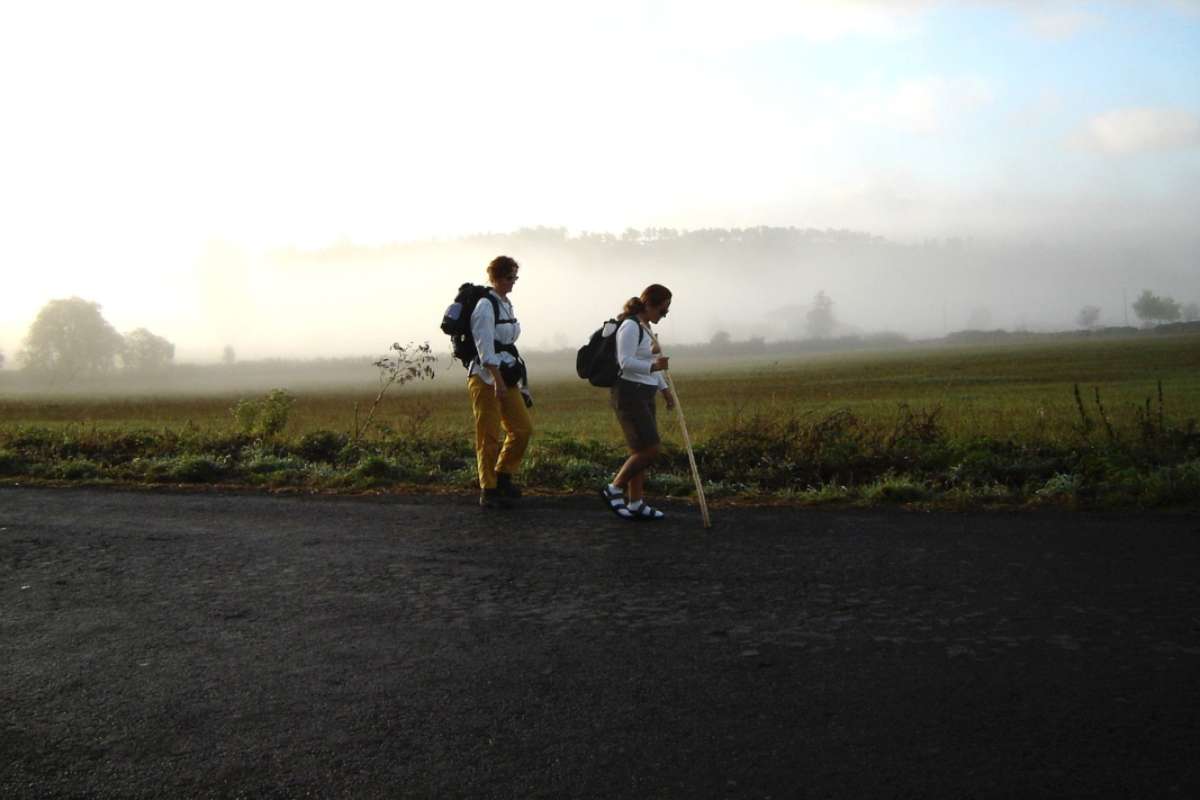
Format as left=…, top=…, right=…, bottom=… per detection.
left=468, top=256, right=533, bottom=509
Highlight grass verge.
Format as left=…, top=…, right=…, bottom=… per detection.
left=2, top=385, right=1196, bottom=510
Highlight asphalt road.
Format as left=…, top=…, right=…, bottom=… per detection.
left=2, top=487, right=1198, bottom=798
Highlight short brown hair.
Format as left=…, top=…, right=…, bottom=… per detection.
left=487, top=255, right=519, bottom=283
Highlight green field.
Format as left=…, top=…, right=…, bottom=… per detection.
left=3, top=335, right=1198, bottom=440
left=2, top=334, right=1199, bottom=508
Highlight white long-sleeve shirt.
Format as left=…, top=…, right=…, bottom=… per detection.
left=468, top=290, right=521, bottom=387
left=615, top=317, right=668, bottom=390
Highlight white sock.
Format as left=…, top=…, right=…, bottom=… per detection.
left=628, top=499, right=644, bottom=511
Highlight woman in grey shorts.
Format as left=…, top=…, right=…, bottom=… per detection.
left=600, top=284, right=676, bottom=521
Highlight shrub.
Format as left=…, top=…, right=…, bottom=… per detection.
left=795, top=482, right=854, bottom=505
left=949, top=440, right=1069, bottom=488
left=246, top=453, right=306, bottom=476
left=147, top=456, right=226, bottom=483
left=1160, top=459, right=1200, bottom=503
left=863, top=474, right=931, bottom=504
left=56, top=459, right=101, bottom=480
left=90, top=430, right=164, bottom=463
left=305, top=463, right=338, bottom=483
left=296, top=430, right=349, bottom=463
left=353, top=455, right=395, bottom=482
left=1036, top=473, right=1082, bottom=501
left=231, top=389, right=295, bottom=438
left=0, top=449, right=25, bottom=476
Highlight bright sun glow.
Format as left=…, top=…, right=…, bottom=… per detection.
left=1, top=1, right=1197, bottom=359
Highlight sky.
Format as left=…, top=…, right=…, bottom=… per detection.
left=1, top=0, right=1198, bottom=360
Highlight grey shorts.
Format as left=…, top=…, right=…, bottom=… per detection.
left=611, top=379, right=660, bottom=451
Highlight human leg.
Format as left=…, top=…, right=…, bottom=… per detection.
left=613, top=443, right=659, bottom=498
left=495, top=386, right=533, bottom=495
left=628, top=472, right=645, bottom=504
left=468, top=376, right=503, bottom=492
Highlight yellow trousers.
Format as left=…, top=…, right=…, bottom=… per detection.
left=468, top=375, right=533, bottom=489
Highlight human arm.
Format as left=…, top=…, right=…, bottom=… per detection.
left=470, top=296, right=507, bottom=397
left=655, top=354, right=673, bottom=406
left=616, top=320, right=667, bottom=378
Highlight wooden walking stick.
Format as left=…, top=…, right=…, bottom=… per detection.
left=648, top=330, right=711, bottom=529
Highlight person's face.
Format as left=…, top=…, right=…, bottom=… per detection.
left=496, top=268, right=519, bottom=294
left=648, top=297, right=671, bottom=323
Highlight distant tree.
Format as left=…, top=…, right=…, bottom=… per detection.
left=966, top=307, right=992, bottom=330
left=806, top=291, right=836, bottom=339
left=19, top=297, right=124, bottom=380
left=222, top=345, right=236, bottom=365
left=1076, top=305, right=1101, bottom=330
left=1131, top=290, right=1181, bottom=327
left=1184, top=302, right=1200, bottom=323
left=710, top=330, right=732, bottom=349
left=121, top=328, right=175, bottom=372
left=0, top=349, right=5, bottom=370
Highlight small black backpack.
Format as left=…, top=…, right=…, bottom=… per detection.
left=442, top=283, right=504, bottom=368
left=576, top=318, right=643, bottom=387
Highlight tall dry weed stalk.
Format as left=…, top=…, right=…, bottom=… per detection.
left=353, top=342, right=437, bottom=443
left=1073, top=383, right=1093, bottom=437
left=1093, top=387, right=1116, bottom=442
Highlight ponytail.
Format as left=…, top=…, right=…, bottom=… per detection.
left=618, top=296, right=646, bottom=322
left=617, top=284, right=672, bottom=322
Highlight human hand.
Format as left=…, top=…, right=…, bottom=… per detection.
left=662, top=389, right=676, bottom=410
left=652, top=356, right=669, bottom=372
left=494, top=378, right=508, bottom=398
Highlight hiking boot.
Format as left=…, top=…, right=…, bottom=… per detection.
left=480, top=487, right=512, bottom=510
left=496, top=472, right=523, bottom=500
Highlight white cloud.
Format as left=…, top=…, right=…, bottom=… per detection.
left=1076, top=108, right=1200, bottom=155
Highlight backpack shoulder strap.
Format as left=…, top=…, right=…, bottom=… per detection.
left=484, top=289, right=517, bottom=325
left=617, top=317, right=645, bottom=344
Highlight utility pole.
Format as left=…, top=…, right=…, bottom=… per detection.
left=1123, top=288, right=1128, bottom=326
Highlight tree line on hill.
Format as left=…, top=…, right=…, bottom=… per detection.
left=2, top=282, right=1197, bottom=383
left=2, top=225, right=1200, bottom=383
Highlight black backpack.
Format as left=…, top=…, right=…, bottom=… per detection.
left=441, top=283, right=519, bottom=369
left=576, top=318, right=643, bottom=387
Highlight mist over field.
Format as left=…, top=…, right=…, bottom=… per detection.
left=210, top=227, right=1200, bottom=357
left=3, top=226, right=1198, bottom=367
left=1, top=2, right=1197, bottom=368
